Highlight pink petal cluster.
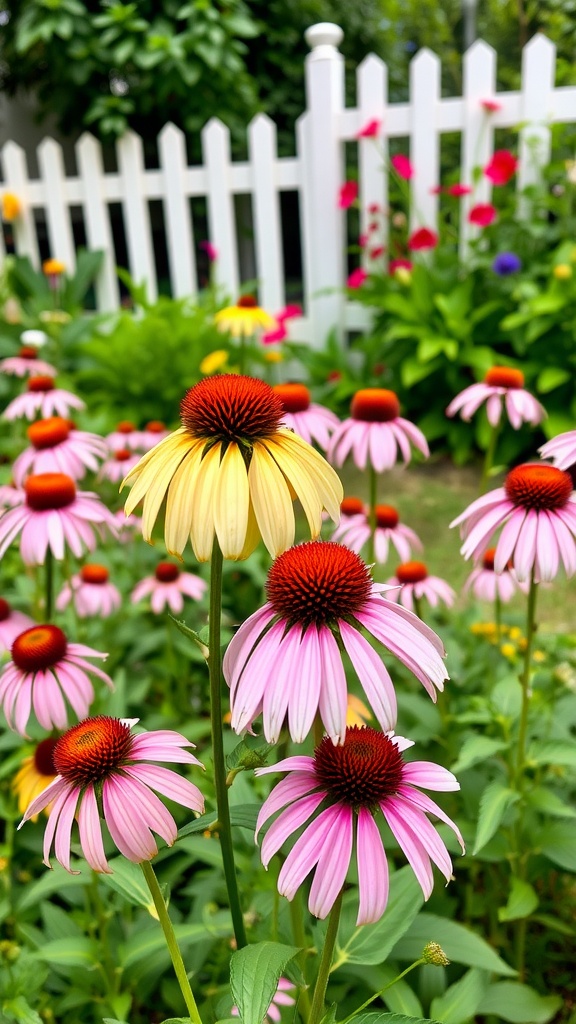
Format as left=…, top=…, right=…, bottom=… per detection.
left=0, top=599, right=34, bottom=653
left=463, top=550, right=519, bottom=603
left=391, top=154, right=414, bottom=180
left=13, top=422, right=108, bottom=485
left=408, top=228, right=438, bottom=251
left=356, top=118, right=382, bottom=138
left=539, top=429, right=576, bottom=471
left=262, top=305, right=302, bottom=345
left=385, top=563, right=456, bottom=613
left=468, top=203, right=497, bottom=227
left=446, top=373, right=546, bottom=430
left=347, top=268, right=368, bottom=289
left=57, top=567, right=122, bottom=618
left=131, top=563, right=207, bottom=614
left=485, top=150, right=518, bottom=185
left=338, top=181, right=358, bottom=209
left=3, top=382, right=85, bottom=421
left=332, top=505, right=422, bottom=565
left=329, top=390, right=429, bottom=472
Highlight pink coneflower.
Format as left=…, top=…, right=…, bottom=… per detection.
left=391, top=154, right=414, bottom=180
left=0, top=482, right=24, bottom=509
left=232, top=980, right=296, bottom=1024
left=272, top=383, right=339, bottom=451
left=468, top=203, right=497, bottom=227
left=106, top=420, right=141, bottom=452
left=12, top=417, right=108, bottom=485
left=3, top=376, right=85, bottom=421
left=332, top=504, right=423, bottom=564
left=134, top=421, right=170, bottom=452
left=451, top=463, right=576, bottom=582
left=114, top=508, right=142, bottom=543
left=100, top=448, right=141, bottom=482
left=446, top=367, right=546, bottom=430
left=539, top=430, right=576, bottom=471
left=357, top=118, right=382, bottom=138
left=338, top=181, right=358, bottom=209
left=0, top=346, right=56, bottom=378
left=131, top=562, right=207, bottom=614
left=255, top=725, right=463, bottom=924
left=463, top=548, right=519, bottom=603
left=0, top=625, right=112, bottom=736
left=386, top=561, right=456, bottom=612
left=0, top=473, right=118, bottom=564
left=18, top=716, right=205, bottom=871
left=0, top=599, right=34, bottom=653
left=224, top=541, right=448, bottom=744
left=484, top=150, right=517, bottom=186
left=57, top=565, right=121, bottom=618
left=328, top=389, right=429, bottom=472
left=347, top=268, right=368, bottom=289
left=408, top=228, right=438, bottom=251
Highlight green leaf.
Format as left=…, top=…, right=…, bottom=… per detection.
left=473, top=782, right=519, bottom=855
left=177, top=803, right=260, bottom=840
left=528, top=741, right=576, bottom=767
left=120, top=919, right=229, bottom=968
left=537, top=821, right=576, bottom=870
left=477, top=983, right=562, bottom=1023
left=430, top=968, right=488, bottom=1024
left=527, top=788, right=576, bottom=819
left=15, top=862, right=89, bottom=911
left=391, top=914, right=516, bottom=976
left=337, top=868, right=423, bottom=966
left=159, top=1019, right=193, bottom=1023
left=345, top=1015, right=440, bottom=1024
left=401, top=357, right=440, bottom=387
left=229, top=941, right=300, bottom=1024
left=498, top=878, right=538, bottom=922
left=98, top=858, right=158, bottom=917
left=0, top=997, right=43, bottom=1024
left=536, top=366, right=571, bottom=393
left=169, top=615, right=209, bottom=655
left=450, top=736, right=508, bottom=774
left=31, top=937, right=96, bottom=967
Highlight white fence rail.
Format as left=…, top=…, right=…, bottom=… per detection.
left=1, top=23, right=576, bottom=346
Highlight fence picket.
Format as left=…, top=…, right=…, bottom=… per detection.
left=410, top=49, right=441, bottom=233
left=518, top=35, right=556, bottom=192
left=202, top=119, right=239, bottom=300
left=1, top=142, right=40, bottom=266
left=37, top=138, right=76, bottom=272
left=158, top=123, right=197, bottom=299
left=460, top=41, right=497, bottom=251
left=249, top=114, right=285, bottom=313
left=116, top=130, right=157, bottom=301
left=76, top=133, right=120, bottom=311
left=357, top=54, right=388, bottom=259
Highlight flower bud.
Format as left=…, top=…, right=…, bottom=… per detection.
left=422, top=941, right=450, bottom=966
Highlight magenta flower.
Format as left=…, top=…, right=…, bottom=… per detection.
left=447, top=184, right=472, bottom=197
left=446, top=366, right=546, bottom=430
left=3, top=376, right=85, bottom=421
left=338, top=181, right=358, bottom=209
left=18, top=716, right=205, bottom=872
left=272, top=383, right=339, bottom=451
left=100, top=448, right=141, bottom=482
left=539, top=430, right=576, bottom=471
left=57, top=565, right=121, bottom=618
left=385, top=561, right=456, bottom=613
left=262, top=325, right=288, bottom=345
left=200, top=240, right=218, bottom=262
left=484, top=150, right=517, bottom=185
left=347, top=267, right=368, bottom=289
left=224, top=541, right=448, bottom=744
left=357, top=118, right=382, bottom=138
left=451, top=463, right=576, bottom=582
left=232, top=979, right=296, bottom=1023
left=328, top=389, right=429, bottom=472
left=255, top=725, right=463, bottom=924
left=463, top=548, right=519, bottom=603
left=0, top=473, right=118, bottom=565
left=0, top=599, right=34, bottom=654
left=106, top=421, right=141, bottom=452
left=134, top=421, right=170, bottom=452
left=0, top=346, right=56, bottom=378
left=389, top=258, right=413, bottom=275
left=408, top=228, right=438, bottom=251
left=12, top=417, right=108, bottom=486
left=391, top=154, right=414, bottom=180
left=481, top=98, right=501, bottom=113
left=333, top=503, right=422, bottom=564
left=131, top=562, right=207, bottom=614
left=468, top=203, right=497, bottom=227
left=0, top=625, right=112, bottom=736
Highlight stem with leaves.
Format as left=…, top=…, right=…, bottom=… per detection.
left=309, top=892, right=342, bottom=1024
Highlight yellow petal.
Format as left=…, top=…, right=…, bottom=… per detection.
left=122, top=428, right=188, bottom=488
left=140, top=441, right=198, bottom=542
left=214, top=442, right=250, bottom=559
left=276, top=429, right=343, bottom=523
left=123, top=432, right=191, bottom=515
left=164, top=443, right=205, bottom=556
left=264, top=437, right=323, bottom=538
left=238, top=498, right=261, bottom=560
left=248, top=444, right=295, bottom=557
left=189, top=444, right=222, bottom=561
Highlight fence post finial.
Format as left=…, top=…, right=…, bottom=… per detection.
left=304, top=22, right=344, bottom=58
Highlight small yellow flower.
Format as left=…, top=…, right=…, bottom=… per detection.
left=533, top=650, right=545, bottom=663
left=346, top=693, right=373, bottom=727
left=123, top=374, right=343, bottom=562
left=500, top=642, right=516, bottom=659
left=394, top=267, right=412, bottom=286
left=2, top=192, right=21, bottom=221
left=214, top=295, right=276, bottom=338
left=200, top=349, right=229, bottom=375
left=508, top=626, right=522, bottom=641
left=553, top=264, right=572, bottom=280
left=13, top=739, right=58, bottom=820
left=264, top=351, right=283, bottom=364
left=42, top=258, right=66, bottom=276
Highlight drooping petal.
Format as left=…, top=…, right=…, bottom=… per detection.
left=214, top=442, right=250, bottom=559
left=248, top=444, right=295, bottom=557
left=260, top=792, right=327, bottom=867
left=356, top=807, right=389, bottom=924
left=77, top=785, right=110, bottom=872
left=339, top=621, right=397, bottom=732
left=317, top=626, right=348, bottom=743
left=255, top=772, right=321, bottom=839
left=308, top=804, right=353, bottom=919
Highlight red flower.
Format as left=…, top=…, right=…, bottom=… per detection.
left=367, top=203, right=381, bottom=215
left=369, top=246, right=385, bottom=259
left=327, top=370, right=342, bottom=382
left=357, top=118, right=382, bottom=138
left=468, top=203, right=497, bottom=227
left=447, top=184, right=472, bottom=196
left=481, top=99, right=501, bottom=113
left=339, top=181, right=358, bottom=209
left=347, top=268, right=368, bottom=289
left=277, top=304, right=302, bottom=322
left=389, top=259, right=413, bottom=275
left=484, top=150, right=517, bottom=186
left=262, top=325, right=288, bottom=345
left=391, top=155, right=414, bottom=180
left=408, top=228, right=438, bottom=251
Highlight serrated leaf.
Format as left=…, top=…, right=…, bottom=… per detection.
left=478, top=982, right=562, bottom=1023
left=31, top=936, right=96, bottom=967
left=498, top=878, right=538, bottom=922
left=391, top=914, right=516, bottom=976
left=450, top=736, right=507, bottom=774
left=230, top=941, right=300, bottom=1024
left=528, top=741, right=576, bottom=767
left=430, top=968, right=488, bottom=1024
left=337, top=867, right=424, bottom=966
left=1, top=997, right=43, bottom=1024
left=473, top=782, right=519, bottom=855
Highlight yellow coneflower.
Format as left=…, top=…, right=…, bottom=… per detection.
left=199, top=349, right=229, bottom=375
left=42, top=258, right=66, bottom=276
left=122, top=374, right=343, bottom=562
left=214, top=295, right=276, bottom=338
left=2, top=193, right=21, bottom=222
left=13, top=738, right=58, bottom=820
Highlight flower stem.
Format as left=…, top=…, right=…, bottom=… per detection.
left=480, top=420, right=501, bottom=494
left=45, top=547, right=54, bottom=622
left=140, top=860, right=203, bottom=1024
left=515, top=570, right=538, bottom=788
left=308, top=892, right=342, bottom=1024
left=289, top=890, right=313, bottom=1022
left=412, top=594, right=424, bottom=622
left=340, top=959, right=426, bottom=1024
left=495, top=592, right=502, bottom=644
left=367, top=465, right=378, bottom=566
left=209, top=541, right=247, bottom=949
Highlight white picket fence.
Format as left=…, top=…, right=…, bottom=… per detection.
left=1, top=22, right=576, bottom=346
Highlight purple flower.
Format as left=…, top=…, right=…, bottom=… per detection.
left=492, top=252, right=522, bottom=276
